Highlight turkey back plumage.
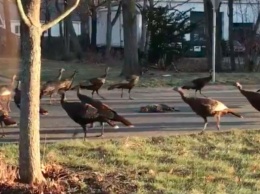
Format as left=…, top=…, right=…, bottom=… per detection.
left=235, top=82, right=260, bottom=111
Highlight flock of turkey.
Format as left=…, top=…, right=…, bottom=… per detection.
left=0, top=67, right=259, bottom=139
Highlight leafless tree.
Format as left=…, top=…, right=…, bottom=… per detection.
left=16, top=0, right=80, bottom=183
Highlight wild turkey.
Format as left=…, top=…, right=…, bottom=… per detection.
left=57, top=70, right=78, bottom=92
left=174, top=87, right=243, bottom=133
left=73, top=85, right=134, bottom=128
left=40, top=70, right=77, bottom=104
left=44, top=68, right=65, bottom=84
left=40, top=69, right=66, bottom=104
left=108, top=75, right=139, bottom=100
left=14, top=80, right=48, bottom=115
left=79, top=67, right=110, bottom=99
left=0, top=110, right=17, bottom=138
left=59, top=91, right=118, bottom=140
left=0, top=74, right=17, bottom=112
left=181, top=69, right=212, bottom=97
left=235, top=82, right=260, bottom=112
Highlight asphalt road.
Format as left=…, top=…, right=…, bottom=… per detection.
left=1, top=86, right=260, bottom=143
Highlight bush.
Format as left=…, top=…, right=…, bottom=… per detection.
left=147, top=6, right=197, bottom=68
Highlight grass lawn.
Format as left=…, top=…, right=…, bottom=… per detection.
left=0, top=57, right=260, bottom=88
left=1, top=130, right=260, bottom=193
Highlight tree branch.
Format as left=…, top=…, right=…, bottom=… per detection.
left=111, top=1, right=122, bottom=26
left=41, top=0, right=80, bottom=32
left=16, top=0, right=32, bottom=27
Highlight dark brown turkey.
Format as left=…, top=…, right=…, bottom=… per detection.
left=181, top=70, right=212, bottom=97
left=0, top=74, right=17, bottom=112
left=72, top=85, right=134, bottom=128
left=79, top=66, right=110, bottom=99
left=235, top=82, right=260, bottom=112
left=174, top=87, right=243, bottom=133
left=108, top=75, right=139, bottom=100
left=0, top=109, right=17, bottom=138
left=60, top=91, right=118, bottom=140
left=14, top=80, right=48, bottom=115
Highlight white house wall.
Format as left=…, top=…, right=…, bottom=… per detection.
left=7, top=20, right=81, bottom=37
left=155, top=0, right=259, bottom=40
left=97, top=6, right=142, bottom=47
left=96, top=0, right=259, bottom=47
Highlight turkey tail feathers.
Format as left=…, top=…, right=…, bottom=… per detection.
left=113, top=114, right=134, bottom=127
left=181, top=85, right=191, bottom=90
left=227, top=109, right=243, bottom=118
left=108, top=84, right=121, bottom=90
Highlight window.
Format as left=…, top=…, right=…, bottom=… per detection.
left=14, top=25, right=20, bottom=34
left=190, top=11, right=206, bottom=43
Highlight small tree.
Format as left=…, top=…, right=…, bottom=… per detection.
left=105, top=0, right=122, bottom=57
left=147, top=6, right=197, bottom=69
left=17, top=0, right=80, bottom=183
left=121, top=0, right=140, bottom=75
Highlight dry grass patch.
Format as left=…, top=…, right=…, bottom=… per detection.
left=1, top=130, right=260, bottom=193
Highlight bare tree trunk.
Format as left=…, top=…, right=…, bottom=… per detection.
left=122, top=0, right=140, bottom=75
left=3, top=0, right=12, bottom=56
left=55, top=0, right=63, bottom=37
left=91, top=8, right=97, bottom=48
left=80, top=13, right=90, bottom=50
left=17, top=0, right=80, bottom=183
left=19, top=0, right=44, bottom=183
left=64, top=0, right=70, bottom=55
left=144, top=0, right=154, bottom=54
left=203, top=0, right=213, bottom=70
left=215, top=5, right=222, bottom=72
left=105, top=0, right=122, bottom=57
left=67, top=18, right=83, bottom=60
left=245, top=12, right=260, bottom=71
left=105, top=0, right=112, bottom=57
left=228, top=0, right=235, bottom=71
left=139, top=0, right=148, bottom=52
left=44, top=0, right=51, bottom=46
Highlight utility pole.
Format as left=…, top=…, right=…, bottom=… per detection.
left=211, top=0, right=221, bottom=82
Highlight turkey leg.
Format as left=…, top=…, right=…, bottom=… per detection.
left=121, top=89, right=124, bottom=98
left=216, top=115, right=221, bottom=130
left=199, top=117, right=208, bottom=134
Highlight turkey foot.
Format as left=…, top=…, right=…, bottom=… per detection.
left=96, top=133, right=104, bottom=137
left=0, top=134, right=5, bottom=138
left=72, top=130, right=79, bottom=138
left=199, top=131, right=205, bottom=135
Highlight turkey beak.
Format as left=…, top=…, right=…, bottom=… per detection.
left=173, top=87, right=178, bottom=92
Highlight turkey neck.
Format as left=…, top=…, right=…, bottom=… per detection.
left=10, top=75, right=16, bottom=89
left=237, top=86, right=246, bottom=95
left=178, top=90, right=191, bottom=104
left=70, top=71, right=77, bottom=80
left=57, top=70, right=64, bottom=80
left=77, top=86, right=82, bottom=96
left=15, top=80, right=21, bottom=91
left=104, top=67, right=109, bottom=77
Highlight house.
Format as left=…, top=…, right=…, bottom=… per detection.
left=96, top=6, right=142, bottom=48
left=96, top=0, right=260, bottom=49
left=0, top=0, right=82, bottom=37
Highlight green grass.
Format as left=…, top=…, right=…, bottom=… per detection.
left=2, top=130, right=260, bottom=193
left=1, top=57, right=260, bottom=88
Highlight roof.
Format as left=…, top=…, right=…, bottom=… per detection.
left=0, top=0, right=80, bottom=22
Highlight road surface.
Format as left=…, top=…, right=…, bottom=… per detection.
left=1, top=86, right=260, bottom=143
